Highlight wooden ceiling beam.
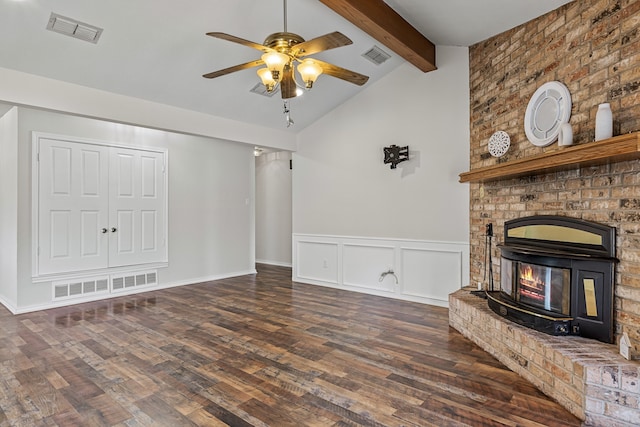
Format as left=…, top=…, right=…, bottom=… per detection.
left=319, top=0, right=436, bottom=72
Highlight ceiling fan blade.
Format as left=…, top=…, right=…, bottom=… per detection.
left=292, top=31, right=353, bottom=57
left=312, top=59, right=369, bottom=86
left=202, top=59, right=264, bottom=79
left=206, top=32, right=273, bottom=52
left=280, top=64, right=297, bottom=99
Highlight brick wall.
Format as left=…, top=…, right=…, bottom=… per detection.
left=468, top=0, right=640, bottom=347
left=450, top=290, right=640, bottom=425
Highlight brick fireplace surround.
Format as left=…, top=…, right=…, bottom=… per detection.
left=450, top=1, right=640, bottom=426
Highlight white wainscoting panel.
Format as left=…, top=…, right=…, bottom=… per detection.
left=294, top=239, right=339, bottom=284
left=401, top=246, right=462, bottom=302
left=343, top=243, right=396, bottom=292
left=293, top=234, right=469, bottom=307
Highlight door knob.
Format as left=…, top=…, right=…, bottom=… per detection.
left=111, top=227, right=117, bottom=232
left=101, top=228, right=108, bottom=234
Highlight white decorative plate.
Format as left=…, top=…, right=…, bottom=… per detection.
left=488, top=131, right=510, bottom=157
left=524, top=81, right=572, bottom=147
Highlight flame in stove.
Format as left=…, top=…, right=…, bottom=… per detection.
left=521, top=265, right=537, bottom=283
left=519, top=264, right=545, bottom=301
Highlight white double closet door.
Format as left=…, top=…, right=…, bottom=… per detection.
left=37, top=137, right=166, bottom=275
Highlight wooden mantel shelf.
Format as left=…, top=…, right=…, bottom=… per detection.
left=459, top=132, right=640, bottom=183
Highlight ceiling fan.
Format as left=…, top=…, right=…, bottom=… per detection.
left=202, top=0, right=369, bottom=100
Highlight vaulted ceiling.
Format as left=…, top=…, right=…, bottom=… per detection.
left=0, top=0, right=572, bottom=131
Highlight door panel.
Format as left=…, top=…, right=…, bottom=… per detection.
left=51, top=146, right=72, bottom=195
left=141, top=155, right=158, bottom=197
left=115, top=153, right=135, bottom=197
left=80, top=210, right=101, bottom=257
left=116, top=210, right=135, bottom=253
left=39, top=139, right=109, bottom=274
left=49, top=210, right=71, bottom=258
left=141, top=210, right=157, bottom=252
left=38, top=137, right=166, bottom=275
left=109, top=147, right=165, bottom=266
left=81, top=150, right=101, bottom=196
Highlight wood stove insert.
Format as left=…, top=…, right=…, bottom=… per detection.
left=489, top=215, right=616, bottom=343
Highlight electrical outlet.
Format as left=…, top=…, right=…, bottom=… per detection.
left=322, top=260, right=328, bottom=269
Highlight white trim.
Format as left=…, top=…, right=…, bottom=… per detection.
left=31, top=133, right=40, bottom=278
left=159, top=269, right=257, bottom=289
left=292, top=277, right=449, bottom=308
left=33, top=131, right=170, bottom=153
left=255, top=259, right=293, bottom=268
left=9, top=269, right=258, bottom=314
left=294, top=240, right=339, bottom=285
left=399, top=246, right=464, bottom=301
left=32, top=262, right=169, bottom=283
left=293, top=234, right=470, bottom=307
left=0, top=66, right=295, bottom=151
left=342, top=243, right=396, bottom=292
left=0, top=295, right=18, bottom=314
left=12, top=291, right=124, bottom=314
left=293, top=232, right=468, bottom=247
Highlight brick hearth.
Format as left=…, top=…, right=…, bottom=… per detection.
left=449, top=289, right=640, bottom=427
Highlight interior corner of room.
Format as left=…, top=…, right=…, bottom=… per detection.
left=1, top=1, right=639, bottom=425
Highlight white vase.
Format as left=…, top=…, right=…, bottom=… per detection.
left=595, top=103, right=613, bottom=141
left=558, top=122, right=573, bottom=146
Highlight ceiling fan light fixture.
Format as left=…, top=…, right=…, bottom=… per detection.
left=261, top=52, right=289, bottom=81
left=297, top=58, right=323, bottom=89
left=257, top=68, right=276, bottom=92
left=202, top=0, right=369, bottom=124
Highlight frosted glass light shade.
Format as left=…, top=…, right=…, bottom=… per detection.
left=261, top=52, right=289, bottom=81
left=297, top=59, right=323, bottom=89
left=257, top=68, right=276, bottom=92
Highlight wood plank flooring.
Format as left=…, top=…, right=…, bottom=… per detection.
left=0, top=264, right=583, bottom=426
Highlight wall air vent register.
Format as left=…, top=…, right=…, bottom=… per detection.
left=46, top=13, right=103, bottom=44
left=53, top=270, right=158, bottom=301
left=362, top=45, right=391, bottom=65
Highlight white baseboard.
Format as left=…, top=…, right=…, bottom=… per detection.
left=159, top=269, right=257, bottom=289
left=0, top=295, right=18, bottom=314
left=8, top=269, right=258, bottom=314
left=256, top=259, right=292, bottom=268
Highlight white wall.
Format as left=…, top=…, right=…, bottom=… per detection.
left=255, top=151, right=293, bottom=266
left=292, top=46, right=471, bottom=301
left=294, top=46, right=470, bottom=242
left=11, top=107, right=256, bottom=311
left=0, top=107, right=19, bottom=309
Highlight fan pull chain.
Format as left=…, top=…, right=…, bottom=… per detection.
left=283, top=100, right=294, bottom=127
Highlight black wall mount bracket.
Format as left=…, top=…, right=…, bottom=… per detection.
left=383, top=145, right=409, bottom=169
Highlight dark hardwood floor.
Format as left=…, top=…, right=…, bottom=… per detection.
left=0, top=264, right=582, bottom=426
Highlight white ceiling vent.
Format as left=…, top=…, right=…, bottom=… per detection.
left=362, top=45, right=391, bottom=65
left=46, top=13, right=103, bottom=44
left=250, top=82, right=278, bottom=97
